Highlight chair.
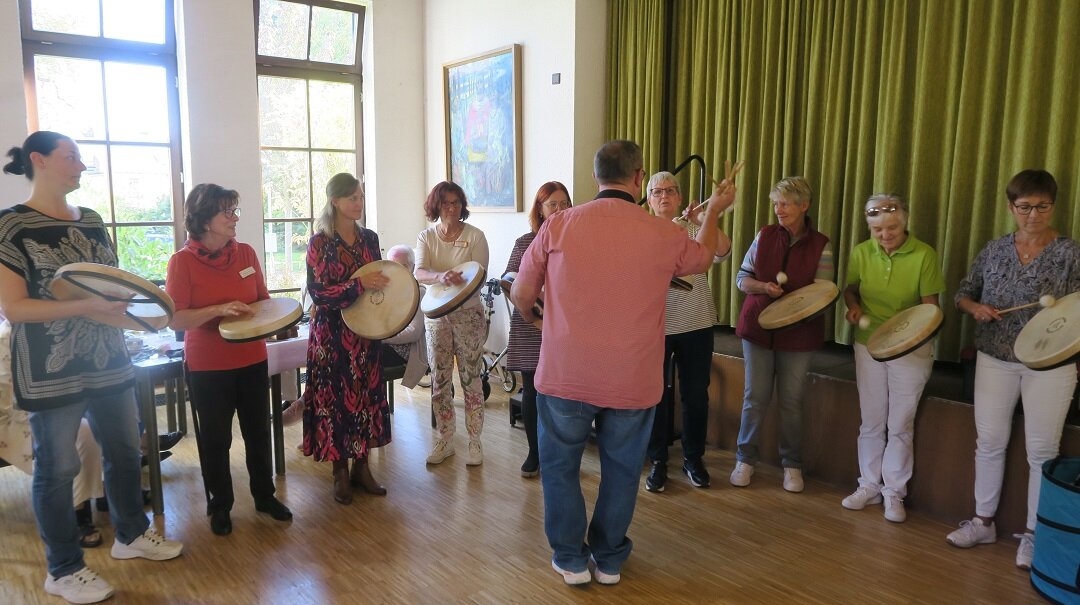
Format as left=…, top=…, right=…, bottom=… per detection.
left=383, top=363, right=407, bottom=414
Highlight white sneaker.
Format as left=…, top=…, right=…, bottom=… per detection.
left=110, top=527, right=183, bottom=561
left=783, top=468, right=804, bottom=493
left=841, top=486, right=882, bottom=510
left=426, top=439, right=455, bottom=464
left=730, top=462, right=754, bottom=487
left=551, top=558, right=591, bottom=585
left=589, top=555, right=620, bottom=585
left=946, top=517, right=997, bottom=548
left=44, top=567, right=114, bottom=604
left=1014, top=532, right=1034, bottom=570
left=466, top=440, right=483, bottom=466
left=883, top=495, right=907, bottom=523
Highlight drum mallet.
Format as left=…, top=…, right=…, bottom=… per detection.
left=997, top=294, right=1057, bottom=315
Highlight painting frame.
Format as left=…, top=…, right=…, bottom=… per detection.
left=443, top=44, right=523, bottom=212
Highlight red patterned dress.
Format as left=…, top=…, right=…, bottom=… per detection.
left=301, top=228, right=391, bottom=461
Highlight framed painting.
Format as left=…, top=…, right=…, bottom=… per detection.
left=443, top=44, right=522, bottom=211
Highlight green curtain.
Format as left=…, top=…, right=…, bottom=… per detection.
left=609, top=0, right=1080, bottom=361
left=606, top=0, right=667, bottom=176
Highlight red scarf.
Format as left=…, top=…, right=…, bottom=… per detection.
left=184, top=238, right=238, bottom=270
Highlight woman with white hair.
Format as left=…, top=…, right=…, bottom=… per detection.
left=382, top=244, right=429, bottom=389
left=841, top=194, right=945, bottom=523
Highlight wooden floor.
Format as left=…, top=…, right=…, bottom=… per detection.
left=0, top=382, right=1046, bottom=604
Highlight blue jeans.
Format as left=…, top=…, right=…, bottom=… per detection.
left=537, top=392, right=655, bottom=575
left=735, top=340, right=813, bottom=469
left=29, top=387, right=149, bottom=578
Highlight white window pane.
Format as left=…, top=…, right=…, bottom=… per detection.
left=258, top=0, right=309, bottom=60
left=103, top=0, right=166, bottom=44
left=261, top=150, right=311, bottom=219
left=258, top=76, right=309, bottom=147
left=264, top=221, right=310, bottom=292
left=104, top=62, right=170, bottom=143
left=309, top=81, right=355, bottom=149
left=311, top=152, right=356, bottom=205
left=34, top=55, right=106, bottom=140
left=31, top=0, right=100, bottom=37
left=309, top=7, right=358, bottom=65
left=111, top=146, right=173, bottom=222
left=116, top=225, right=173, bottom=282
left=67, top=144, right=111, bottom=222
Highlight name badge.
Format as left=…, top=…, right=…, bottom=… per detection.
left=239, top=266, right=256, bottom=279
left=452, top=240, right=469, bottom=248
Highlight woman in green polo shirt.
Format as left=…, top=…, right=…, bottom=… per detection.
left=841, top=193, right=945, bottom=524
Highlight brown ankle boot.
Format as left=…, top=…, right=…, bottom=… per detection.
left=332, top=460, right=352, bottom=504
left=350, top=459, right=387, bottom=496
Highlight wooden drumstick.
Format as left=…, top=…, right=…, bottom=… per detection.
left=997, top=294, right=1057, bottom=315
left=776, top=271, right=788, bottom=286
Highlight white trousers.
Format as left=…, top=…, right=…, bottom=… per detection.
left=972, top=352, right=1076, bottom=530
left=854, top=342, right=934, bottom=498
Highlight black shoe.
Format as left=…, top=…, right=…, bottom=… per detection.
left=140, top=450, right=173, bottom=467
left=520, top=453, right=539, bottom=478
left=210, top=510, right=232, bottom=536
left=645, top=461, right=667, bottom=493
left=157, top=431, right=183, bottom=452
left=683, top=458, right=711, bottom=488
left=254, top=497, right=293, bottom=521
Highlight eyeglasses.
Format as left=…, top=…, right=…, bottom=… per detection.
left=441, top=198, right=462, bottom=208
left=542, top=199, right=572, bottom=210
left=222, top=206, right=242, bottom=219
left=864, top=204, right=899, bottom=217
left=1011, top=202, right=1053, bottom=215
left=650, top=187, right=679, bottom=198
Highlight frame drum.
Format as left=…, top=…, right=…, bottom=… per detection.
left=50, top=262, right=175, bottom=332
left=1014, top=291, right=1080, bottom=370
left=866, top=304, right=944, bottom=361
left=757, top=280, right=840, bottom=331
left=500, top=271, right=543, bottom=328
left=420, top=261, right=486, bottom=319
left=341, top=260, right=420, bottom=340
left=670, top=277, right=692, bottom=291
left=218, top=298, right=303, bottom=343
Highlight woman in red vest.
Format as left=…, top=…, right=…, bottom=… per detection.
left=730, top=176, right=833, bottom=493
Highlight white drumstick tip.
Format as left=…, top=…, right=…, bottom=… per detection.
left=1040, top=294, right=1056, bottom=308
left=858, top=316, right=871, bottom=330
left=776, top=271, right=788, bottom=285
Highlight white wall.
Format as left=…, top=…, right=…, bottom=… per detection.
left=422, top=0, right=607, bottom=353
left=0, top=0, right=30, bottom=208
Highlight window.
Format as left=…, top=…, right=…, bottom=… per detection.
left=20, top=0, right=182, bottom=282
left=255, top=0, right=366, bottom=299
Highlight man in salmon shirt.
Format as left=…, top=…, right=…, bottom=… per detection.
left=512, top=140, right=736, bottom=586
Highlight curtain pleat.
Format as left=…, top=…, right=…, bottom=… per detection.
left=608, top=0, right=1080, bottom=360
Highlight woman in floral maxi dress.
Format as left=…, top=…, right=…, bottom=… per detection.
left=302, top=173, right=391, bottom=505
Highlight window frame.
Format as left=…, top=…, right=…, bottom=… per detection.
left=254, top=0, right=366, bottom=297
left=19, top=0, right=185, bottom=264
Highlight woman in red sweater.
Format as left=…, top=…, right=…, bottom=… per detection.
left=165, top=183, right=292, bottom=536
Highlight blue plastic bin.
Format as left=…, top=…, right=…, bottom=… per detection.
left=1031, top=457, right=1080, bottom=605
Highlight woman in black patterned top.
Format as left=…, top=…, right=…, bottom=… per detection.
left=946, top=169, right=1080, bottom=571
left=0, top=131, right=182, bottom=604
left=504, top=181, right=571, bottom=477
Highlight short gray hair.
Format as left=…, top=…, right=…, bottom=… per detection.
left=646, top=171, right=678, bottom=196
left=770, top=176, right=812, bottom=205
left=387, top=244, right=415, bottom=271
left=864, top=192, right=908, bottom=228
left=593, top=140, right=642, bottom=183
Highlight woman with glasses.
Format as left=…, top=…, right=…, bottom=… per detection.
left=945, top=169, right=1080, bottom=570
left=504, top=181, right=571, bottom=477
left=2, top=131, right=182, bottom=604
left=166, top=183, right=292, bottom=536
left=642, top=172, right=731, bottom=493
left=841, top=194, right=945, bottom=523
left=300, top=173, right=391, bottom=505
left=731, top=176, right=833, bottom=493
left=414, top=181, right=490, bottom=466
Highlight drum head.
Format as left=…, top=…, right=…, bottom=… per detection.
left=866, top=304, right=943, bottom=361
left=1014, top=291, right=1080, bottom=370
left=218, top=298, right=302, bottom=343
left=341, top=260, right=420, bottom=340
left=420, top=261, right=486, bottom=319
left=670, top=277, right=693, bottom=291
left=499, top=271, right=517, bottom=295
left=50, top=262, right=175, bottom=332
left=757, top=280, right=840, bottom=331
